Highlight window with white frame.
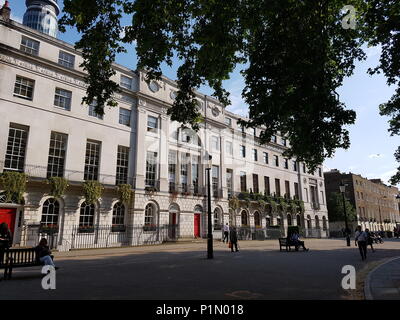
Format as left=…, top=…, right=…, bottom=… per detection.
left=40, top=198, right=60, bottom=229
left=84, top=140, right=101, bottom=181
left=20, top=36, right=40, bottom=55
left=240, top=145, right=246, bottom=158
left=226, top=141, right=233, bottom=156
left=47, top=132, right=68, bottom=178
left=168, top=151, right=177, bottom=192
left=116, top=146, right=129, bottom=185
left=112, top=202, right=125, bottom=228
left=263, top=152, right=269, bottom=164
left=119, top=108, right=131, bottom=126
left=225, top=117, right=232, bottom=126
left=14, top=76, right=35, bottom=100
left=211, top=136, right=219, bottom=151
left=147, top=115, right=158, bottom=132
left=145, top=151, right=158, bottom=187
left=54, top=88, right=72, bottom=110
left=79, top=202, right=95, bottom=229
left=144, top=203, right=157, bottom=230
left=58, top=51, right=75, bottom=68
left=120, top=75, right=133, bottom=90
left=88, top=103, right=103, bottom=120
left=252, top=149, right=258, bottom=161
left=274, top=155, right=279, bottom=167
left=4, top=124, right=29, bottom=172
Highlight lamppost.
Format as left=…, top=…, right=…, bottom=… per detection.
left=205, top=153, right=213, bottom=259
left=339, top=182, right=351, bottom=246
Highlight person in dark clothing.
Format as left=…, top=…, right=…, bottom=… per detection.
left=0, top=222, right=12, bottom=249
left=290, top=232, right=309, bottom=251
left=355, top=226, right=368, bottom=261
left=35, top=238, right=58, bottom=269
left=365, top=228, right=375, bottom=252
left=229, top=227, right=239, bottom=252
left=0, top=222, right=12, bottom=265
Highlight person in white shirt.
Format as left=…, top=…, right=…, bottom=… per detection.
left=355, top=226, right=368, bottom=260
left=222, top=223, right=230, bottom=243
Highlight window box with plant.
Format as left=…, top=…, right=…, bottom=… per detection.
left=143, top=224, right=157, bottom=232
left=39, top=224, right=59, bottom=234
left=111, top=225, right=126, bottom=232
left=78, top=225, right=95, bottom=233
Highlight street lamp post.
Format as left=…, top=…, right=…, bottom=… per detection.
left=205, top=154, right=213, bottom=259
left=339, top=182, right=351, bottom=247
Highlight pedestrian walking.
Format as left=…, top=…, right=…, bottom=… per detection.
left=365, top=228, right=375, bottom=252
left=222, top=223, right=229, bottom=243
left=355, top=226, right=368, bottom=261
left=229, top=227, right=239, bottom=252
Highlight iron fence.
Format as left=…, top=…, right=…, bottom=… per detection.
left=70, top=224, right=179, bottom=250
left=236, top=226, right=284, bottom=240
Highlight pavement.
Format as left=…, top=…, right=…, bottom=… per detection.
left=1, top=238, right=399, bottom=300
left=365, top=256, right=400, bottom=300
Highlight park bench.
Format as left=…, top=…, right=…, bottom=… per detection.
left=0, top=247, right=51, bottom=280
left=278, top=238, right=297, bottom=252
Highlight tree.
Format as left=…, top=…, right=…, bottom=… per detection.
left=59, top=0, right=398, bottom=175
left=326, top=192, right=356, bottom=222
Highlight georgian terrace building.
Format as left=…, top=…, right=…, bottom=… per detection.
left=0, top=4, right=328, bottom=251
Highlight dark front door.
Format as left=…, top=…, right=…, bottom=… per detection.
left=0, top=208, right=16, bottom=242
left=169, top=212, right=177, bottom=239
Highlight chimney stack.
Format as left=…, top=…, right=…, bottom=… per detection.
left=0, top=1, right=11, bottom=22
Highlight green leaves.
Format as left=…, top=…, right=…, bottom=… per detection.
left=60, top=0, right=399, bottom=179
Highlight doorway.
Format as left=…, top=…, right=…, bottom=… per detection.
left=0, top=208, right=16, bottom=242
left=194, top=213, right=201, bottom=238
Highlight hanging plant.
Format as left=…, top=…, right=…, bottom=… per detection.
left=229, top=196, right=239, bottom=211
left=270, top=200, right=278, bottom=214
left=117, top=184, right=133, bottom=203
left=83, top=180, right=103, bottom=204
left=296, top=200, right=305, bottom=214
left=289, top=200, right=298, bottom=214
left=0, top=171, right=27, bottom=203
left=47, top=177, right=69, bottom=198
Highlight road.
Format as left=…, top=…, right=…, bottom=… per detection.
left=1, top=238, right=399, bottom=300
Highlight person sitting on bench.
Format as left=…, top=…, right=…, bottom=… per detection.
left=290, top=232, right=309, bottom=251
left=35, top=238, right=58, bottom=269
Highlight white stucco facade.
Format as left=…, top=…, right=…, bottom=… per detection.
left=0, top=14, right=329, bottom=251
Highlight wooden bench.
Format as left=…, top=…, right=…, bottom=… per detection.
left=279, top=238, right=297, bottom=252
left=0, top=247, right=50, bottom=280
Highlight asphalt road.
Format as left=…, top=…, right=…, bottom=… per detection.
left=1, top=238, right=399, bottom=300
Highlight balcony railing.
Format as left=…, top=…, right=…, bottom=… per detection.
left=0, top=160, right=135, bottom=187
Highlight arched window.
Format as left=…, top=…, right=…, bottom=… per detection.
left=79, top=202, right=95, bottom=232
left=214, top=208, right=222, bottom=230
left=41, top=198, right=60, bottom=230
left=315, top=216, right=320, bottom=229
left=277, top=216, right=282, bottom=226
left=112, top=202, right=125, bottom=231
left=241, top=210, right=248, bottom=226
left=254, top=211, right=261, bottom=227
left=306, top=215, right=312, bottom=229
left=144, top=203, right=157, bottom=231
left=287, top=214, right=292, bottom=226
left=296, top=215, right=301, bottom=227
left=322, top=216, right=327, bottom=231
left=265, top=216, right=271, bottom=227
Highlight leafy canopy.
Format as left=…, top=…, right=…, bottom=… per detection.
left=60, top=0, right=399, bottom=177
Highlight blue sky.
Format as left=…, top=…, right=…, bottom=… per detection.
left=4, top=0, right=399, bottom=186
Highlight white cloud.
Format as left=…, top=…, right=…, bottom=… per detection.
left=225, top=76, right=249, bottom=117
left=379, top=169, right=397, bottom=186
left=365, top=45, right=381, bottom=59
left=368, top=153, right=384, bottom=159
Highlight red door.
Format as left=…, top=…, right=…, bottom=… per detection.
left=169, top=212, right=176, bottom=239
left=194, top=214, right=200, bottom=238
left=0, top=208, right=16, bottom=240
